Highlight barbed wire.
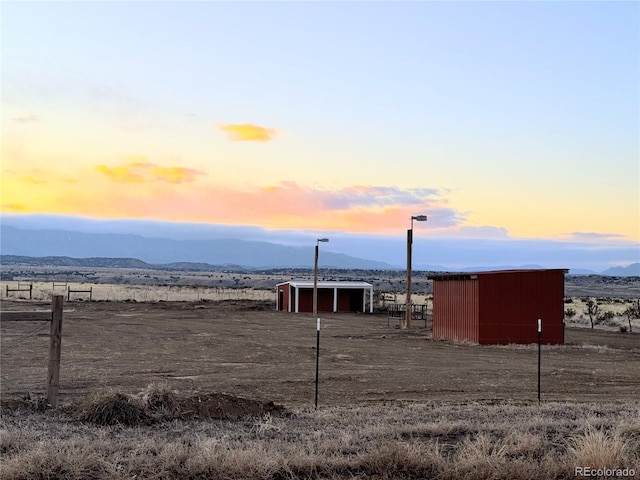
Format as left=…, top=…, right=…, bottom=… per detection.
left=1, top=324, right=49, bottom=353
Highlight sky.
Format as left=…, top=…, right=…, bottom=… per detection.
left=1, top=1, right=639, bottom=271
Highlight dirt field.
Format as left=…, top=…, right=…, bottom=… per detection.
left=2, top=299, right=638, bottom=408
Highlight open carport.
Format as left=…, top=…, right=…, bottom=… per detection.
left=275, top=280, right=374, bottom=313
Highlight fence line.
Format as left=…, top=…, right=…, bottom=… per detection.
left=0, top=295, right=64, bottom=407
left=68, top=286, right=92, bottom=301
left=5, top=282, right=33, bottom=299
left=387, top=303, right=431, bottom=328
left=52, top=282, right=68, bottom=291
left=2, top=281, right=278, bottom=303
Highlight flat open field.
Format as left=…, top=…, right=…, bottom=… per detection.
left=2, top=298, right=640, bottom=479
left=2, top=299, right=638, bottom=407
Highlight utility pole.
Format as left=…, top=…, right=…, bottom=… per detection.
left=404, top=215, right=427, bottom=329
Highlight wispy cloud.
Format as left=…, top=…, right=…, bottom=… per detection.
left=146, top=181, right=466, bottom=232
left=322, top=185, right=441, bottom=209
left=95, top=164, right=145, bottom=183
left=564, top=232, right=628, bottom=241
left=21, top=175, right=48, bottom=185
left=95, top=161, right=205, bottom=184
left=219, top=123, right=277, bottom=142
left=0, top=176, right=464, bottom=233
left=12, top=114, right=40, bottom=124
left=1, top=203, right=27, bottom=212
left=441, top=225, right=510, bottom=239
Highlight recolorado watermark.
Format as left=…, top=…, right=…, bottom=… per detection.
left=575, top=467, right=636, bottom=478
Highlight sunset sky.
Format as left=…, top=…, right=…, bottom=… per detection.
left=1, top=1, right=639, bottom=270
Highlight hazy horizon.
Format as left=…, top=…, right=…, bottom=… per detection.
left=2, top=214, right=638, bottom=273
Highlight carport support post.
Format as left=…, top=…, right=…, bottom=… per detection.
left=47, top=295, right=64, bottom=407
left=315, top=318, right=320, bottom=410
left=537, top=318, right=542, bottom=403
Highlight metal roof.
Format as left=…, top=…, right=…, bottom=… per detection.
left=428, top=268, right=569, bottom=281
left=276, top=280, right=373, bottom=289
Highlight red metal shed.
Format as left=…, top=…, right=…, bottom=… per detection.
left=428, top=269, right=568, bottom=345
left=275, top=281, right=374, bottom=313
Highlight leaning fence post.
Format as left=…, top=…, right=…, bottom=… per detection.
left=47, top=295, right=64, bottom=407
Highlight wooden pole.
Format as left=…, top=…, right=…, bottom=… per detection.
left=47, top=295, right=64, bottom=407
left=404, top=228, right=412, bottom=329
left=315, top=318, right=320, bottom=410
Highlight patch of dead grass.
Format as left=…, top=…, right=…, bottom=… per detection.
left=1, top=396, right=639, bottom=480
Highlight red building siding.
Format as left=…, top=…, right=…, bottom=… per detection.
left=478, top=270, right=564, bottom=344
left=275, top=281, right=373, bottom=313
left=337, top=288, right=364, bottom=312
left=277, top=284, right=290, bottom=311
left=430, top=270, right=566, bottom=345
left=298, top=289, right=334, bottom=313
left=432, top=278, right=479, bottom=343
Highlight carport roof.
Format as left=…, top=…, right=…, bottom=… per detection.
left=276, top=280, right=373, bottom=289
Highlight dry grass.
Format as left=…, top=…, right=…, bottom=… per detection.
left=0, top=280, right=276, bottom=303
left=2, top=391, right=639, bottom=480
left=78, top=390, right=151, bottom=427
left=568, top=425, right=630, bottom=470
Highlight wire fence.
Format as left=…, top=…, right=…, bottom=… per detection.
left=1, top=281, right=277, bottom=303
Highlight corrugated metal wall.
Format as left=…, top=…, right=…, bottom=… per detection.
left=478, top=270, right=564, bottom=345
left=336, top=289, right=364, bottom=312
left=431, top=270, right=565, bottom=345
left=297, top=288, right=334, bottom=313
left=432, top=279, right=479, bottom=343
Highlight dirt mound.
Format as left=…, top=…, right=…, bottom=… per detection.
left=180, top=392, right=286, bottom=420
left=72, top=387, right=287, bottom=426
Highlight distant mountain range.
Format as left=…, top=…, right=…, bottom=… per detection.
left=599, top=263, right=640, bottom=276
left=0, top=226, right=394, bottom=270
left=0, top=226, right=638, bottom=276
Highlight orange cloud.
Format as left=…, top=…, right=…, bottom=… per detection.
left=219, top=124, right=277, bottom=142
left=1, top=173, right=462, bottom=235
left=150, top=165, right=203, bottom=184
left=1, top=203, right=27, bottom=212
left=21, top=175, right=48, bottom=185
left=103, top=182, right=460, bottom=233
left=95, top=162, right=205, bottom=184
left=95, top=164, right=145, bottom=183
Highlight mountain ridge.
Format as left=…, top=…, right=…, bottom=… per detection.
left=1, top=225, right=638, bottom=275
left=2, top=255, right=639, bottom=278
left=0, top=226, right=393, bottom=270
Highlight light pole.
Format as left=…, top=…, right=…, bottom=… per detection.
left=314, top=237, right=328, bottom=410
left=405, top=215, right=427, bottom=329
left=313, top=238, right=329, bottom=318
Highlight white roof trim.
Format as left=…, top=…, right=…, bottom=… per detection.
left=276, top=280, right=373, bottom=289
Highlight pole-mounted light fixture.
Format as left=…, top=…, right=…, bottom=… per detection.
left=314, top=237, right=329, bottom=410
left=313, top=238, right=328, bottom=317
left=405, top=215, right=427, bottom=329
